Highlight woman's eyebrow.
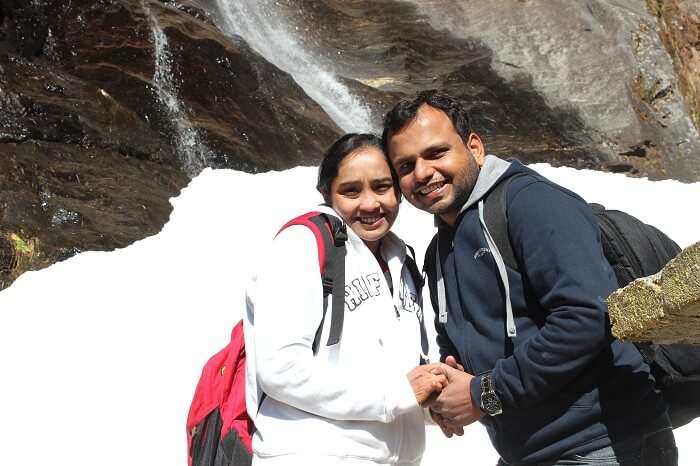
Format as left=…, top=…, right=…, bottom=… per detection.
left=335, top=180, right=361, bottom=189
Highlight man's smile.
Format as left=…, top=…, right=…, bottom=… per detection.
left=416, top=180, right=447, bottom=197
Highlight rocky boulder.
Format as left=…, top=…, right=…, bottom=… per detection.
left=608, top=241, right=700, bottom=344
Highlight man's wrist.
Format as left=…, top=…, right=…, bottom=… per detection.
left=469, top=374, right=485, bottom=414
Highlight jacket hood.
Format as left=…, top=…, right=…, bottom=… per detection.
left=432, top=156, right=530, bottom=337
left=431, top=155, right=509, bottom=228
left=433, top=156, right=532, bottom=227
left=459, top=155, right=511, bottom=214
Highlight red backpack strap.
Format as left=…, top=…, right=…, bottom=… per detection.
left=278, top=211, right=347, bottom=351
left=279, top=212, right=332, bottom=273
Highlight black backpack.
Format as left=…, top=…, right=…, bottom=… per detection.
left=481, top=173, right=700, bottom=429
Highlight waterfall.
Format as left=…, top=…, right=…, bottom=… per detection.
left=144, top=1, right=211, bottom=177
left=215, top=0, right=374, bottom=134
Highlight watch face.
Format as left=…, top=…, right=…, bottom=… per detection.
left=482, top=392, right=503, bottom=416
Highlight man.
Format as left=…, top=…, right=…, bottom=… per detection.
left=382, top=90, right=678, bottom=465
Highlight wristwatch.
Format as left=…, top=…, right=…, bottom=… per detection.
left=480, top=372, right=503, bottom=416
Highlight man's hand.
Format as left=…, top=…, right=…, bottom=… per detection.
left=430, top=354, right=467, bottom=437
left=407, top=363, right=448, bottom=407
left=430, top=358, right=483, bottom=431
left=444, top=355, right=463, bottom=371
left=430, top=409, right=464, bottom=437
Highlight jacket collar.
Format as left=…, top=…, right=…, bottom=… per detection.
left=434, top=155, right=512, bottom=228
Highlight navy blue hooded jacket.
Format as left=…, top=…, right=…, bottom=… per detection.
left=426, top=157, right=666, bottom=463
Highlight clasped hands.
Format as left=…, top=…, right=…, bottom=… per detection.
left=407, top=356, right=483, bottom=437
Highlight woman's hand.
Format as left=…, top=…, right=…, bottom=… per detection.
left=407, top=363, right=448, bottom=407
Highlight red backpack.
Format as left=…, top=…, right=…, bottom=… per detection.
left=186, top=212, right=428, bottom=466
left=186, top=212, right=348, bottom=466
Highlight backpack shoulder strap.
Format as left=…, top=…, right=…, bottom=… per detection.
left=422, top=235, right=438, bottom=281
left=404, top=244, right=429, bottom=362
left=317, top=213, right=347, bottom=349
left=482, top=173, right=530, bottom=271
left=278, top=211, right=347, bottom=352
left=404, top=244, right=425, bottom=292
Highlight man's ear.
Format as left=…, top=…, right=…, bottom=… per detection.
left=466, top=133, right=485, bottom=167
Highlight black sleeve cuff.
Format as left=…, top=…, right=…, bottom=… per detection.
left=470, top=374, right=485, bottom=414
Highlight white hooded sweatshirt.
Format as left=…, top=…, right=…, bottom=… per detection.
left=245, top=207, right=428, bottom=465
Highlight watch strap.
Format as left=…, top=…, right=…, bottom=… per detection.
left=479, top=372, right=503, bottom=416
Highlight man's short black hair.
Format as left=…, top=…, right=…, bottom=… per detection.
left=381, top=90, right=473, bottom=154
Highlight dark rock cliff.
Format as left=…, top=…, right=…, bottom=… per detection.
left=0, top=0, right=339, bottom=288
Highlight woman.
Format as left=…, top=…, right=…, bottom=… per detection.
left=244, top=133, right=445, bottom=465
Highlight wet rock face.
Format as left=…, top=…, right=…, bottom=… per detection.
left=18, top=0, right=340, bottom=170
left=268, top=0, right=700, bottom=181
left=0, top=0, right=340, bottom=289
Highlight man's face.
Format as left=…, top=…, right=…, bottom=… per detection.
left=387, top=104, right=485, bottom=225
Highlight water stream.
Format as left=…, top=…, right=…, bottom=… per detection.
left=215, top=0, right=374, bottom=133
left=144, top=1, right=212, bottom=177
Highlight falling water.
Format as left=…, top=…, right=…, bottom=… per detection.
left=144, top=2, right=211, bottom=177
left=215, top=0, right=374, bottom=133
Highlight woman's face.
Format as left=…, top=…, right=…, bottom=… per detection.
left=329, top=146, right=399, bottom=252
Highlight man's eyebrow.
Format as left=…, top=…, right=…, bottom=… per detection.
left=392, top=153, right=414, bottom=165
left=394, top=143, right=449, bottom=164
left=421, top=143, right=449, bottom=155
